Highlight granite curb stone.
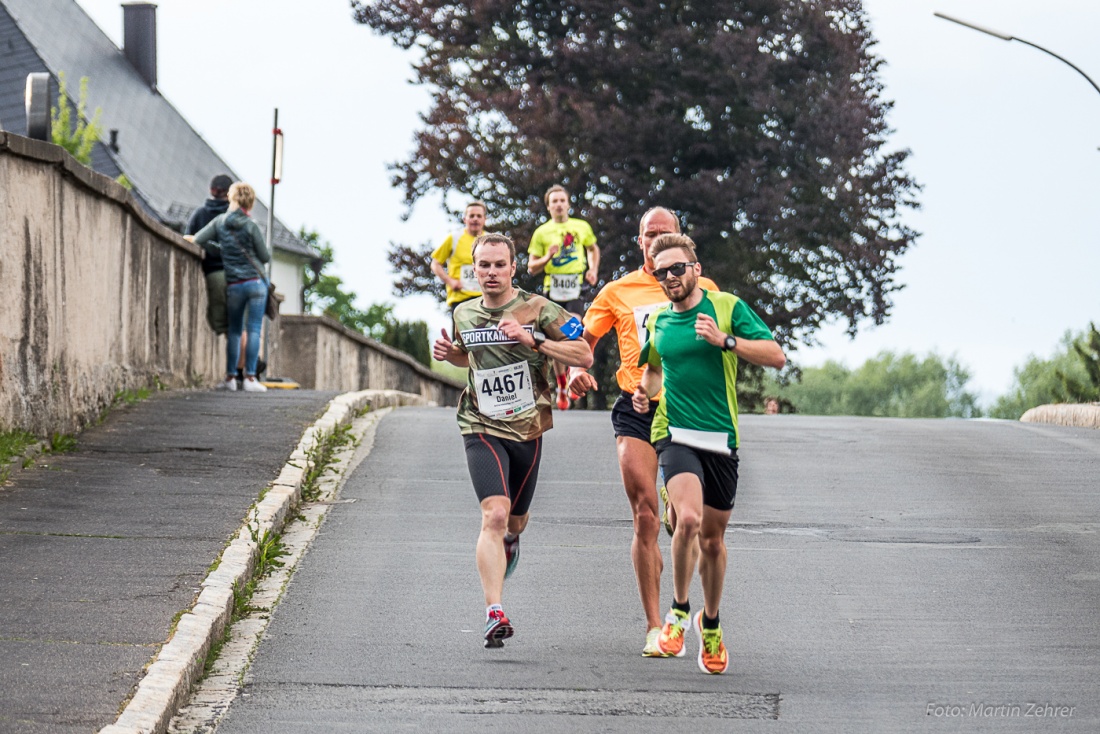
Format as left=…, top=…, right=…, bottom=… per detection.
left=99, top=389, right=429, bottom=734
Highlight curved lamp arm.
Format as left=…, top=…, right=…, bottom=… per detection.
left=934, top=12, right=1100, bottom=100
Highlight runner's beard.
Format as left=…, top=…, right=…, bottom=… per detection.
left=663, top=276, right=696, bottom=303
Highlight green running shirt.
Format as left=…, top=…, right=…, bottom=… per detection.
left=639, top=290, right=775, bottom=450
left=528, top=218, right=597, bottom=293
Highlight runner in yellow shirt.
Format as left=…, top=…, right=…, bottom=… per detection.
left=528, top=185, right=599, bottom=409
left=431, top=201, right=487, bottom=310
left=568, top=207, right=717, bottom=657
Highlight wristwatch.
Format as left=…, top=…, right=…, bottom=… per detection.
left=532, top=332, right=546, bottom=351
left=722, top=335, right=737, bottom=351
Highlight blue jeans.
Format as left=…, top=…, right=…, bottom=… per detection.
left=225, top=278, right=267, bottom=376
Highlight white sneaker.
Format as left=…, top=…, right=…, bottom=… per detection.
left=242, top=377, right=267, bottom=392
left=218, top=378, right=238, bottom=392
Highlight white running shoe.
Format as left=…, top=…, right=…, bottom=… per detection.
left=218, top=378, right=238, bottom=392
left=242, top=377, right=267, bottom=392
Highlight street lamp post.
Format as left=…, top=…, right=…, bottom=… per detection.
left=934, top=12, right=1100, bottom=102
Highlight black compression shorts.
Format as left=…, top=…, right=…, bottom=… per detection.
left=611, top=390, right=658, bottom=443
left=463, top=433, right=542, bottom=516
left=655, top=438, right=739, bottom=511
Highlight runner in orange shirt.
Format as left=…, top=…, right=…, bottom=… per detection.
left=568, top=207, right=718, bottom=657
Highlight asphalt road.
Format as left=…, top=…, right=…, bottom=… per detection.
left=217, top=408, right=1100, bottom=733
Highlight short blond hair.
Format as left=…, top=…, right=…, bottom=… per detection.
left=471, top=233, right=516, bottom=262
left=649, top=233, right=696, bottom=261
left=228, top=182, right=255, bottom=211
left=544, top=184, right=568, bottom=206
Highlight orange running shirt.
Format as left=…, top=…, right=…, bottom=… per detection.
left=582, top=268, right=719, bottom=394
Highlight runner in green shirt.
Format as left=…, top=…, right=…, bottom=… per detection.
left=434, top=233, right=592, bottom=649
left=633, top=233, right=786, bottom=674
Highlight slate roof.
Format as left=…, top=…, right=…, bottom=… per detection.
left=0, top=0, right=313, bottom=259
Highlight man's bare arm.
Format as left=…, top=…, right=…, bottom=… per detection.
left=431, top=259, right=461, bottom=291
left=567, top=331, right=601, bottom=396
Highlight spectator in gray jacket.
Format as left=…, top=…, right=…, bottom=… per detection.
left=191, top=182, right=270, bottom=393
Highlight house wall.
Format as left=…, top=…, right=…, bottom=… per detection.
left=270, top=254, right=303, bottom=315
left=0, top=132, right=461, bottom=436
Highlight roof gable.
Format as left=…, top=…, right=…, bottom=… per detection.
left=0, top=0, right=314, bottom=259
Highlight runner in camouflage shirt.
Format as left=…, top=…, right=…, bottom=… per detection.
left=433, top=233, right=591, bottom=649
left=452, top=291, right=576, bottom=442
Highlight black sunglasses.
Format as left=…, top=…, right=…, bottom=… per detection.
left=652, top=262, right=696, bottom=281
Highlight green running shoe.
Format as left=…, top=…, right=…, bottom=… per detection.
left=659, top=484, right=674, bottom=537
left=504, top=535, right=520, bottom=579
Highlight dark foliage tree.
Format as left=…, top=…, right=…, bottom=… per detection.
left=355, top=0, right=920, bottom=404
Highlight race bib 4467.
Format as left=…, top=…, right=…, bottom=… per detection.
left=473, top=362, right=536, bottom=419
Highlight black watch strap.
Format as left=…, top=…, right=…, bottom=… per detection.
left=723, top=335, right=737, bottom=351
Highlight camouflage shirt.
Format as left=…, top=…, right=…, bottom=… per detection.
left=453, top=289, right=582, bottom=442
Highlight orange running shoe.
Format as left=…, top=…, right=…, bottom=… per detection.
left=656, top=608, right=689, bottom=657
left=693, top=611, right=729, bottom=674
left=555, top=384, right=571, bottom=410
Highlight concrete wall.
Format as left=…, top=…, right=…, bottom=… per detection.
left=1021, top=403, right=1100, bottom=429
left=0, top=133, right=222, bottom=435
left=279, top=315, right=463, bottom=406
left=0, top=132, right=462, bottom=435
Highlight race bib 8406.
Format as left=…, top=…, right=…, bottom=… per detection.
left=549, top=273, right=582, bottom=302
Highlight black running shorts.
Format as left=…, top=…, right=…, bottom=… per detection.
left=611, top=390, right=658, bottom=443
left=463, top=433, right=542, bottom=516
left=654, top=438, right=739, bottom=511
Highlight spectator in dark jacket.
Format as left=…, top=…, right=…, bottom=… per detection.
left=191, top=182, right=271, bottom=393
left=186, top=174, right=232, bottom=335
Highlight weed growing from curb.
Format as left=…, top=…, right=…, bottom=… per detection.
left=301, top=424, right=355, bottom=503
left=0, top=430, right=38, bottom=481
left=49, top=432, right=77, bottom=453
left=196, top=412, right=365, bottom=686
left=203, top=528, right=289, bottom=678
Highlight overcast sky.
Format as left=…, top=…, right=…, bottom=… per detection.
left=73, top=0, right=1100, bottom=404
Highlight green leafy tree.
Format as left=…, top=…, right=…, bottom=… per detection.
left=51, top=71, right=103, bottom=165
left=1055, top=322, right=1100, bottom=403
left=989, top=330, right=1091, bottom=419
left=300, top=228, right=430, bottom=365
left=767, top=351, right=981, bottom=418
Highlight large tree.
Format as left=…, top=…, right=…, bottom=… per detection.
left=355, top=0, right=919, bottom=365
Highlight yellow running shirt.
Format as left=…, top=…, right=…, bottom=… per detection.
left=582, top=267, right=719, bottom=394
left=431, top=229, right=482, bottom=306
